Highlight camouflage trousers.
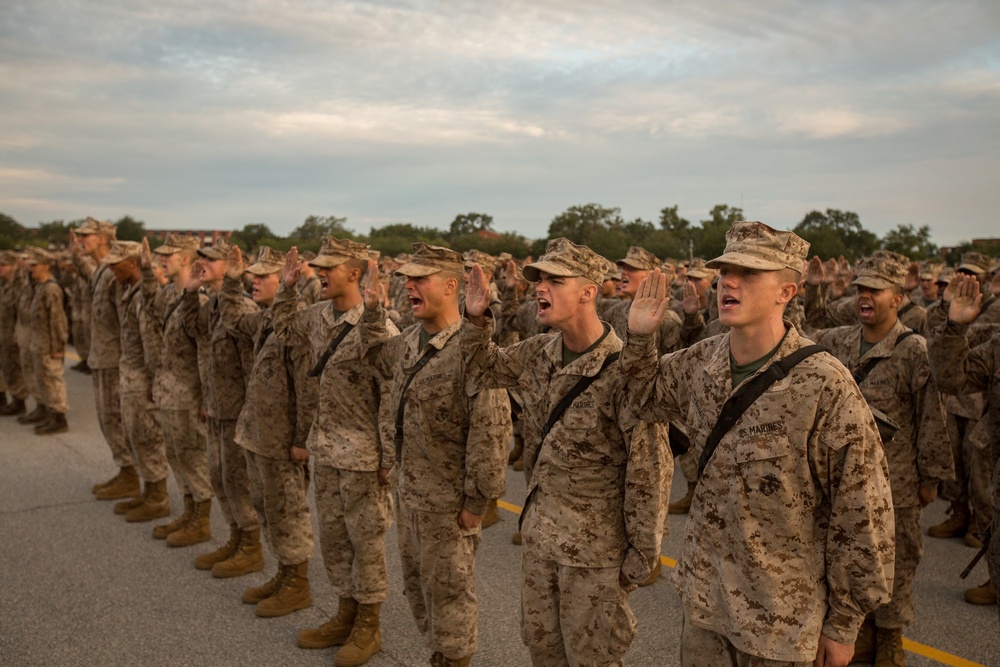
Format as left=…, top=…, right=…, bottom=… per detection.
left=942, top=413, right=994, bottom=537
left=245, top=450, right=313, bottom=566
left=160, top=408, right=211, bottom=502
left=0, top=337, right=27, bottom=400
left=987, top=440, right=1000, bottom=589
left=680, top=612, right=811, bottom=667
left=397, top=499, right=481, bottom=661
left=72, top=318, right=89, bottom=362
left=120, top=391, right=169, bottom=483
left=206, top=418, right=257, bottom=530
left=314, top=465, right=392, bottom=604
left=92, top=368, right=132, bottom=468
left=33, top=352, right=67, bottom=414
left=521, top=553, right=636, bottom=667
left=874, top=505, right=923, bottom=628
left=678, top=450, right=699, bottom=484
left=15, top=325, right=38, bottom=400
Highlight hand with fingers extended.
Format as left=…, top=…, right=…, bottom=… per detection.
left=282, top=246, right=300, bottom=288
left=948, top=274, right=982, bottom=325
left=465, top=263, right=491, bottom=325
left=903, top=262, right=920, bottom=292
left=806, top=256, right=826, bottom=286
left=681, top=280, right=701, bottom=315
left=184, top=259, right=206, bottom=293
left=628, top=268, right=671, bottom=335
left=361, top=260, right=381, bottom=310
left=140, top=237, right=152, bottom=270
left=225, top=245, right=244, bottom=280
left=504, top=260, right=518, bottom=289
left=830, top=276, right=848, bottom=300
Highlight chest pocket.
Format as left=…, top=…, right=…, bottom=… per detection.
left=734, top=432, right=793, bottom=500
left=409, top=378, right=459, bottom=437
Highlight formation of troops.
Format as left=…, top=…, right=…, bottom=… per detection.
left=1, top=215, right=998, bottom=667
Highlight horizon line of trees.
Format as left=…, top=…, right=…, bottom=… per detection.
left=2, top=206, right=996, bottom=267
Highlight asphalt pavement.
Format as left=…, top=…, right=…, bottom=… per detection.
left=1, top=359, right=997, bottom=667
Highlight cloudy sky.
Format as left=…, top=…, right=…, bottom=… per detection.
left=2, top=0, right=998, bottom=245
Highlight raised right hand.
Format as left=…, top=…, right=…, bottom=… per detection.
left=140, top=237, right=152, bottom=269
left=628, top=268, right=671, bottom=335
left=948, top=274, right=982, bottom=325
left=225, top=245, right=244, bottom=280
left=282, top=246, right=300, bottom=288
left=806, top=256, right=825, bottom=286
left=465, top=263, right=491, bottom=322
left=361, top=260, right=380, bottom=309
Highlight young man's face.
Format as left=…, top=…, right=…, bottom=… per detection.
left=159, top=252, right=185, bottom=280
left=29, top=262, right=50, bottom=282
left=406, top=272, right=455, bottom=322
left=78, top=233, right=102, bottom=256
left=534, top=271, right=592, bottom=330
left=618, top=265, right=650, bottom=299
left=919, top=278, right=938, bottom=301
left=252, top=271, right=281, bottom=305
left=715, top=264, right=794, bottom=329
left=200, top=258, right=227, bottom=285
left=686, top=274, right=714, bottom=298
left=856, top=285, right=903, bottom=329
left=317, top=263, right=357, bottom=301
left=0, top=264, right=12, bottom=281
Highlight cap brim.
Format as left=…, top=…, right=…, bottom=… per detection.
left=245, top=263, right=280, bottom=276
left=197, top=249, right=227, bottom=260
left=705, top=252, right=784, bottom=271
left=851, top=276, right=896, bottom=290
left=153, top=246, right=180, bottom=255
left=522, top=260, right=578, bottom=283
left=957, top=263, right=986, bottom=274
left=395, top=263, right=441, bottom=277
left=74, top=229, right=96, bottom=236
left=309, top=255, right=351, bottom=269
left=615, top=259, right=655, bottom=270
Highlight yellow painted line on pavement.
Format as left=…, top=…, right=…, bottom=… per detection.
left=496, top=500, right=984, bottom=667
left=65, top=350, right=81, bottom=362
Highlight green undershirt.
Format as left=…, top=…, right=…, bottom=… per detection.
left=562, top=325, right=611, bottom=367
left=730, top=329, right=789, bottom=389
left=859, top=337, right=877, bottom=359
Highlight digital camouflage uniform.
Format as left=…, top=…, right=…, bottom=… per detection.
left=930, top=323, right=1000, bottom=596
left=118, top=280, right=169, bottom=484
left=812, top=318, right=951, bottom=628
left=71, top=261, right=94, bottom=363
left=192, top=263, right=258, bottom=532
left=74, top=223, right=131, bottom=469
left=219, top=272, right=316, bottom=568
left=297, top=273, right=322, bottom=306
left=142, top=257, right=212, bottom=504
left=804, top=282, right=929, bottom=336
left=15, top=271, right=39, bottom=402
left=461, top=310, right=670, bottom=666
left=28, top=260, right=68, bottom=415
left=272, top=269, right=399, bottom=605
left=0, top=260, right=28, bottom=402
left=359, top=288, right=511, bottom=662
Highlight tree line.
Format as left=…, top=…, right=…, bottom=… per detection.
left=1, top=206, right=992, bottom=265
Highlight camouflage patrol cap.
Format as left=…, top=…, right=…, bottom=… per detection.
left=935, top=267, right=956, bottom=285
left=309, top=236, right=370, bottom=269
left=298, top=250, right=317, bottom=262
left=24, top=247, right=57, bottom=265
left=616, top=246, right=660, bottom=271
left=918, top=259, right=945, bottom=281
left=0, top=250, right=17, bottom=265
left=958, top=251, right=991, bottom=275
left=685, top=258, right=714, bottom=279
left=395, top=243, right=464, bottom=277
left=394, top=253, right=411, bottom=264
left=851, top=252, right=908, bottom=290
left=464, top=249, right=497, bottom=274
left=153, top=233, right=200, bottom=255
left=522, top=237, right=610, bottom=286
left=197, top=237, right=233, bottom=260
left=368, top=249, right=381, bottom=262
left=705, top=221, right=809, bottom=273
left=105, top=241, right=142, bottom=265
left=75, top=216, right=117, bottom=239
left=245, top=246, right=287, bottom=276
left=497, top=252, right=513, bottom=263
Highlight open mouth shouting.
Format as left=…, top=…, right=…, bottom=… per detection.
left=858, top=300, right=875, bottom=319
left=537, top=297, right=552, bottom=317
left=719, top=293, right=740, bottom=311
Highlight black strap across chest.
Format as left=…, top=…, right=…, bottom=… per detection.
left=308, top=322, right=356, bottom=378
left=697, top=345, right=828, bottom=479
left=853, top=330, right=917, bottom=385
left=539, top=351, right=620, bottom=444
left=393, top=344, right=441, bottom=459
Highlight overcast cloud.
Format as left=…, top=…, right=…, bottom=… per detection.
left=1, top=0, right=998, bottom=245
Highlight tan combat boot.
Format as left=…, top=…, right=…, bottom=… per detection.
left=34, top=412, right=68, bottom=435
left=481, top=499, right=500, bottom=529
left=668, top=481, right=696, bottom=515
left=256, top=561, right=311, bottom=617
left=95, top=466, right=141, bottom=501
left=243, top=566, right=285, bottom=604
left=17, top=404, right=48, bottom=425
left=874, top=627, right=906, bottom=667
left=927, top=503, right=969, bottom=538
left=166, top=499, right=212, bottom=547
left=334, top=602, right=382, bottom=666
left=442, top=656, right=472, bottom=667
left=212, top=527, right=265, bottom=578
left=297, top=597, right=358, bottom=649
left=153, top=494, right=194, bottom=539
left=195, top=524, right=240, bottom=570
left=964, top=580, right=997, bottom=605
left=511, top=531, right=522, bottom=546
left=114, top=488, right=145, bottom=516
left=507, top=435, right=523, bottom=466
left=126, top=479, right=171, bottom=523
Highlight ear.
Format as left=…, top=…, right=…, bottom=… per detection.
left=777, top=279, right=798, bottom=306
left=580, top=281, right=598, bottom=304
left=890, top=290, right=905, bottom=309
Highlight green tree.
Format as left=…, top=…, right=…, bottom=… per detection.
left=367, top=223, right=450, bottom=257
left=290, top=215, right=349, bottom=241
left=114, top=215, right=147, bottom=242
left=879, top=224, right=938, bottom=260
left=693, top=204, right=744, bottom=259
left=793, top=209, right=877, bottom=260
left=231, top=223, right=279, bottom=252
left=35, top=219, right=74, bottom=246
left=0, top=212, right=25, bottom=249
left=547, top=203, right=625, bottom=243
left=448, top=212, right=494, bottom=239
